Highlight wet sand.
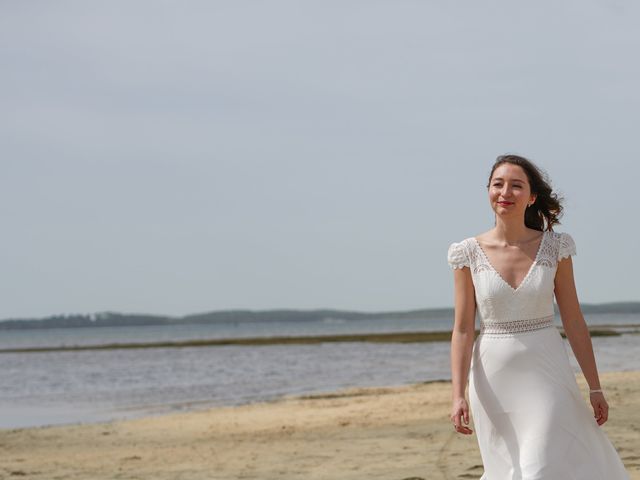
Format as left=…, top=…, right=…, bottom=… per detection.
left=0, top=370, right=638, bottom=480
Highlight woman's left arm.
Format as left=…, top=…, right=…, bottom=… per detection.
left=554, top=255, right=608, bottom=425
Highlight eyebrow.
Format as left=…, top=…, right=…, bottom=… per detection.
left=492, top=177, right=525, bottom=183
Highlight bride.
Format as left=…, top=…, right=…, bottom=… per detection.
left=447, top=154, right=629, bottom=478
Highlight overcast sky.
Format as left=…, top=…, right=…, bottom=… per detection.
left=1, top=1, right=638, bottom=320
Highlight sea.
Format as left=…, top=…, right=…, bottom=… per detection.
left=0, top=312, right=638, bottom=429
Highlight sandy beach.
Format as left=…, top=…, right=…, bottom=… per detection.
left=1, top=370, right=638, bottom=480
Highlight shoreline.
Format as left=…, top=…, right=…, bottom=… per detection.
left=0, top=377, right=457, bottom=432
left=1, top=370, right=639, bottom=479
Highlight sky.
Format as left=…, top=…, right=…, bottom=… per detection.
left=1, top=1, right=638, bottom=320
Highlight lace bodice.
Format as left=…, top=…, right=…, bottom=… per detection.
left=446, top=231, right=577, bottom=335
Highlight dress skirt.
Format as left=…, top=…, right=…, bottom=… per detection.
left=468, top=325, right=629, bottom=479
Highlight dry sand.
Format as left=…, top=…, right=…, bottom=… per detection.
left=1, top=370, right=638, bottom=480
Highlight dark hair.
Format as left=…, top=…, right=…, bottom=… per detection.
left=487, top=154, right=564, bottom=232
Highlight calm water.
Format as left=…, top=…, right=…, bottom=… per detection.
left=1, top=312, right=638, bottom=349
left=0, top=313, right=638, bottom=429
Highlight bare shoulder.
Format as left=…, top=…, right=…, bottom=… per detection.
left=473, top=230, right=494, bottom=243
left=527, top=228, right=546, bottom=242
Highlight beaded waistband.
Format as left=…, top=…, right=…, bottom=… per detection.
left=480, top=314, right=555, bottom=335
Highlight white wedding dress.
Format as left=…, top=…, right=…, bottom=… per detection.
left=447, top=231, right=629, bottom=479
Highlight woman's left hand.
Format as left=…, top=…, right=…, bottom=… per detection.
left=590, top=392, right=609, bottom=426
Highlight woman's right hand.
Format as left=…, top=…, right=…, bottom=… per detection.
left=450, top=397, right=473, bottom=435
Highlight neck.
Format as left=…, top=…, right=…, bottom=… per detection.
left=493, top=216, right=532, bottom=244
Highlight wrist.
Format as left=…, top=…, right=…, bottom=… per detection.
left=588, top=382, right=601, bottom=391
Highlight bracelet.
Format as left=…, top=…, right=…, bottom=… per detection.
left=589, top=389, right=603, bottom=394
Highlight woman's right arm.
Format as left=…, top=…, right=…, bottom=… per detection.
left=449, top=265, right=476, bottom=435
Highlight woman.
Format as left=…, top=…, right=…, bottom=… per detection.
left=447, top=154, right=629, bottom=478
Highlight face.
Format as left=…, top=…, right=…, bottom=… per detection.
left=488, top=163, right=536, bottom=216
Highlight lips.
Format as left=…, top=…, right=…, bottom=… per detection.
left=498, top=202, right=514, bottom=205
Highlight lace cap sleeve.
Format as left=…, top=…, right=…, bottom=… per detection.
left=558, top=232, right=577, bottom=261
left=447, top=241, right=469, bottom=269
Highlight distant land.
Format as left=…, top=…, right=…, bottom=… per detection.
left=0, top=302, right=639, bottom=330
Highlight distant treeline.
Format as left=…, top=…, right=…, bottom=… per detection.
left=0, top=302, right=638, bottom=330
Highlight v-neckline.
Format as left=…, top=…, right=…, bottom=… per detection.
left=471, top=231, right=547, bottom=293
